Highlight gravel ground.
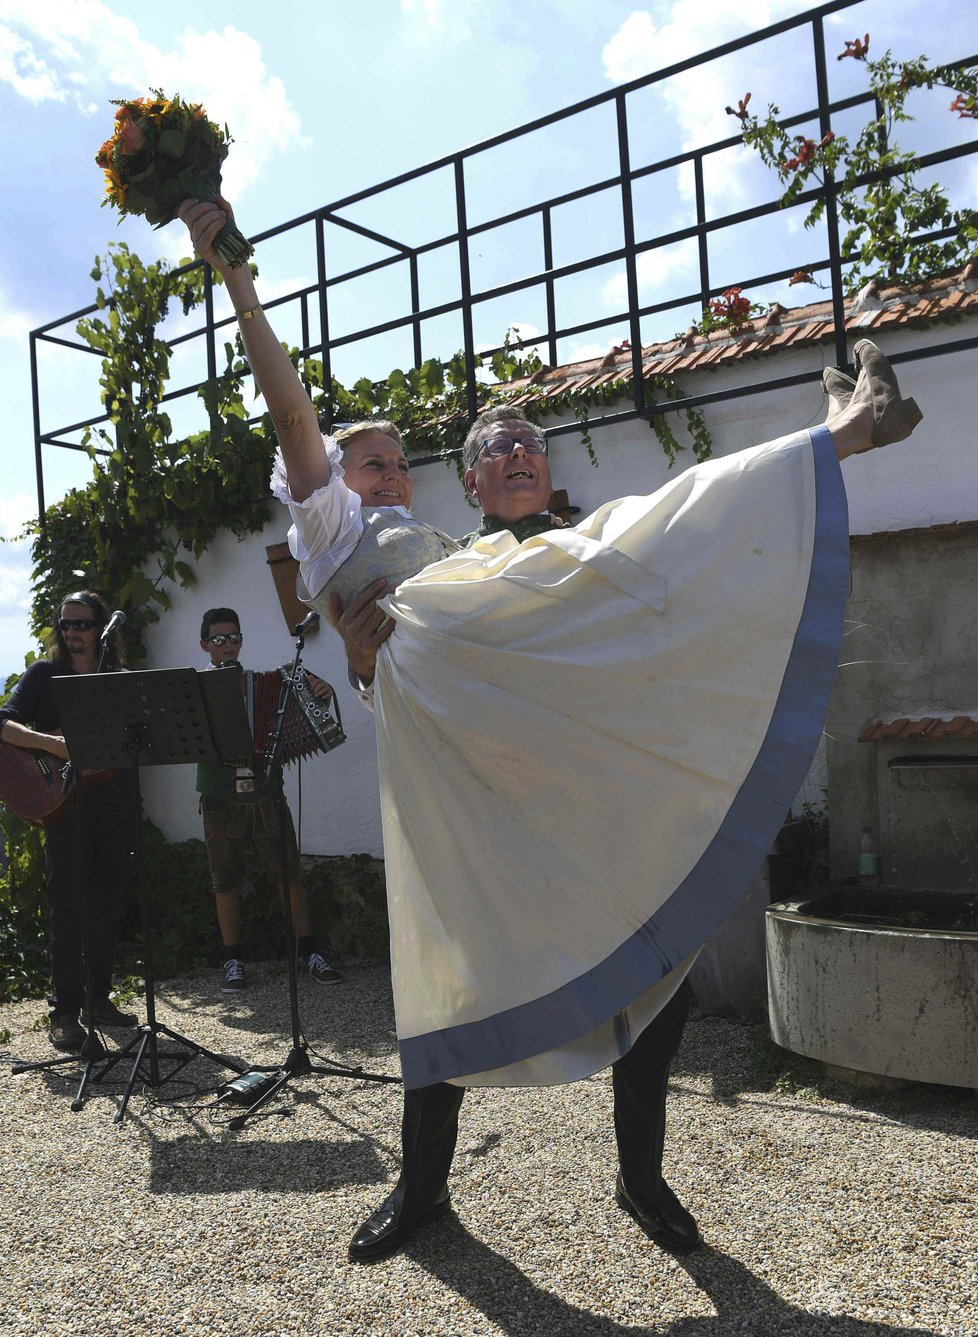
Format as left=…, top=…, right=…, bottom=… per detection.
left=1, top=960, right=975, bottom=1337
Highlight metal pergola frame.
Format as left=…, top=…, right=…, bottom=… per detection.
left=29, top=0, right=978, bottom=521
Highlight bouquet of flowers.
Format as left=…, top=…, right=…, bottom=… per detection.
left=96, top=91, right=253, bottom=267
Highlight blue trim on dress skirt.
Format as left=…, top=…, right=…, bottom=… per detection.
left=399, top=427, right=849, bottom=1088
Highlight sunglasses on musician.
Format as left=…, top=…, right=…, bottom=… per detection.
left=205, top=632, right=243, bottom=646
left=59, top=618, right=99, bottom=631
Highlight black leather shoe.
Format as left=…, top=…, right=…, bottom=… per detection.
left=50, top=1012, right=87, bottom=1051
left=615, top=1174, right=701, bottom=1252
left=348, top=1187, right=452, bottom=1262
left=90, top=998, right=139, bottom=1028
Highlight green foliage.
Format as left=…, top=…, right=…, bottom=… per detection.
left=27, top=244, right=275, bottom=660
left=731, top=43, right=978, bottom=292
left=120, top=820, right=284, bottom=977
left=301, top=853, right=390, bottom=960
left=0, top=808, right=390, bottom=1003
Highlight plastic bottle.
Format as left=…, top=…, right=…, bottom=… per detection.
left=858, top=825, right=880, bottom=883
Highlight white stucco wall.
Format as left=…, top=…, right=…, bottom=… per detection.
left=139, top=323, right=974, bottom=854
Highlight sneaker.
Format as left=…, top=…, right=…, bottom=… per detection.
left=306, top=952, right=342, bottom=985
left=221, top=958, right=247, bottom=993
left=50, top=1011, right=87, bottom=1051
left=90, top=998, right=139, bottom=1028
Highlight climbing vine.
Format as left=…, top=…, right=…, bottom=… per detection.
left=26, top=244, right=711, bottom=655
left=726, top=37, right=978, bottom=294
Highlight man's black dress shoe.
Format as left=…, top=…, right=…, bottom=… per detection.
left=615, top=1174, right=701, bottom=1252
left=348, top=1187, right=452, bottom=1262
left=90, top=998, right=139, bottom=1028
left=49, top=1011, right=87, bottom=1051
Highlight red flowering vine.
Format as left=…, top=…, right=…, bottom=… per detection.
left=838, top=33, right=870, bottom=61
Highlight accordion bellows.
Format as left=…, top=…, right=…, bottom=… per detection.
left=241, top=664, right=345, bottom=765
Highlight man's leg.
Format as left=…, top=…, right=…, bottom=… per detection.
left=44, top=816, right=87, bottom=1047
left=349, top=1081, right=465, bottom=1262
left=83, top=805, right=138, bottom=1026
left=201, top=797, right=248, bottom=992
left=253, top=796, right=342, bottom=983
left=612, top=979, right=700, bottom=1251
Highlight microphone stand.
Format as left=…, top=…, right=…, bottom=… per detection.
left=226, top=613, right=399, bottom=1130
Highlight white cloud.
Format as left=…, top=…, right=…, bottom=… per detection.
left=602, top=2, right=801, bottom=208
left=399, top=0, right=482, bottom=43
left=0, top=493, right=37, bottom=541
left=602, top=238, right=699, bottom=308
left=0, top=4, right=306, bottom=196
left=0, top=293, right=36, bottom=343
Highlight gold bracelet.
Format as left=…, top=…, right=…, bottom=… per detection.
left=236, top=303, right=263, bottom=320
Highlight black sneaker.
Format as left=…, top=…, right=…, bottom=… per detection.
left=306, top=952, right=342, bottom=984
left=90, top=998, right=139, bottom=1028
left=222, top=958, right=247, bottom=993
left=50, top=1011, right=87, bottom=1051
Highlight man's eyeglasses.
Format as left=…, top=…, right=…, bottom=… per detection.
left=205, top=633, right=243, bottom=647
left=478, top=433, right=548, bottom=460
left=59, top=618, right=98, bottom=632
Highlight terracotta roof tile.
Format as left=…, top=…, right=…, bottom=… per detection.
left=496, top=266, right=978, bottom=405
left=858, top=715, right=978, bottom=742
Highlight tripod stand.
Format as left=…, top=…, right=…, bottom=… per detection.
left=225, top=617, right=399, bottom=1130
left=40, top=667, right=257, bottom=1122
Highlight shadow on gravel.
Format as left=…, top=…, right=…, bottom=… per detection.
left=408, top=1219, right=946, bottom=1336
left=675, top=1014, right=978, bottom=1141
left=147, top=1134, right=386, bottom=1195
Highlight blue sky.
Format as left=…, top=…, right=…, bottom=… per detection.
left=1, top=0, right=975, bottom=680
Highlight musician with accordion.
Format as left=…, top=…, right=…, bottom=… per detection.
left=0, top=591, right=138, bottom=1051
left=197, top=607, right=342, bottom=995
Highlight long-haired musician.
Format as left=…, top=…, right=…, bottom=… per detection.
left=0, top=590, right=137, bottom=1050
left=196, top=606, right=341, bottom=995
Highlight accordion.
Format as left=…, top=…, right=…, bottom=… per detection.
left=239, top=663, right=345, bottom=766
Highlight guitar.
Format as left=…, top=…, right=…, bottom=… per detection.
left=0, top=744, right=120, bottom=829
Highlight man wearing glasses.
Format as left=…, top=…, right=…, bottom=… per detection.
left=196, top=607, right=341, bottom=994
left=335, top=408, right=699, bottom=1262
left=0, top=590, right=138, bottom=1050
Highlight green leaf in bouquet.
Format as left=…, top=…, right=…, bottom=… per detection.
left=122, top=184, right=155, bottom=216
left=125, top=163, right=156, bottom=185
left=157, top=128, right=188, bottom=160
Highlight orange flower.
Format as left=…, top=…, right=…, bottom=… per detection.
left=118, top=116, right=145, bottom=156
left=838, top=33, right=870, bottom=62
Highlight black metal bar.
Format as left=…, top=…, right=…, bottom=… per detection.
left=616, top=93, right=646, bottom=413
left=30, top=334, right=45, bottom=528
left=813, top=13, right=849, bottom=370
left=693, top=152, right=710, bottom=320
left=27, top=5, right=978, bottom=498
left=300, top=292, right=310, bottom=354
left=203, top=266, right=217, bottom=385
left=409, top=253, right=423, bottom=368
left=542, top=206, right=558, bottom=368
left=31, top=333, right=104, bottom=356
left=454, top=157, right=478, bottom=422
left=316, top=215, right=332, bottom=430
left=323, top=211, right=412, bottom=254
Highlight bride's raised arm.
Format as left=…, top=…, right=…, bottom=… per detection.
left=178, top=196, right=328, bottom=503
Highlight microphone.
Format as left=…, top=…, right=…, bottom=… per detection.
left=100, top=609, right=126, bottom=641
left=293, top=610, right=320, bottom=636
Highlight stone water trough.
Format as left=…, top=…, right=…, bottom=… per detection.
left=767, top=722, right=978, bottom=1088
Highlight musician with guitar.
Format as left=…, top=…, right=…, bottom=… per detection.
left=197, top=606, right=342, bottom=995
left=0, top=591, right=138, bottom=1051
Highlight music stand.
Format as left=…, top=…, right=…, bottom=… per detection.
left=224, top=619, right=399, bottom=1130
left=44, top=667, right=254, bottom=1122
